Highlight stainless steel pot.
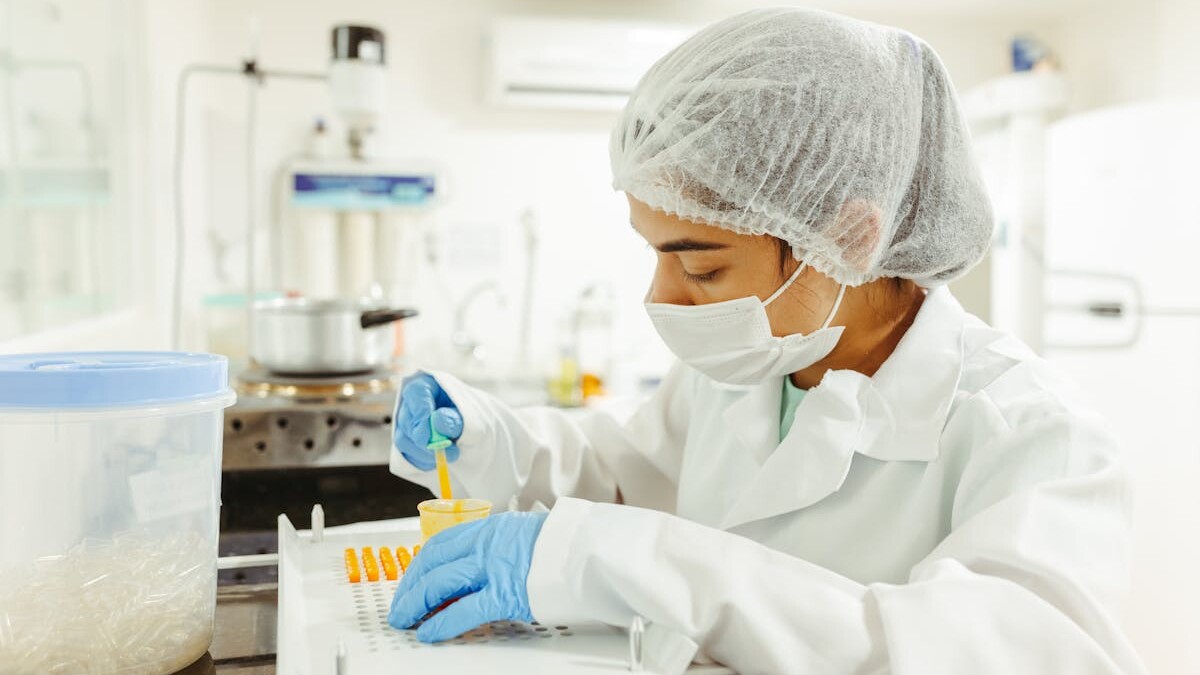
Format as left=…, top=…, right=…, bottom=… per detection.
left=251, top=298, right=417, bottom=375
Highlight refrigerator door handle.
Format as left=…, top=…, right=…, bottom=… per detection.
left=1085, top=301, right=1125, bottom=318
left=1043, top=269, right=1145, bottom=351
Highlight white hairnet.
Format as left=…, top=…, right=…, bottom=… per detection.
left=611, top=7, right=993, bottom=287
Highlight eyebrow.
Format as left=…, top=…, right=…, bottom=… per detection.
left=656, top=238, right=730, bottom=253
left=631, top=219, right=729, bottom=253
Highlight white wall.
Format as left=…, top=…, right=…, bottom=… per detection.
left=1157, top=0, right=1200, bottom=101
left=144, top=0, right=1056, bottom=384
left=1048, top=0, right=1200, bottom=111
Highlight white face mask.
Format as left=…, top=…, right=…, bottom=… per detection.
left=645, top=262, right=847, bottom=385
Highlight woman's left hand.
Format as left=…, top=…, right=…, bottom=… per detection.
left=387, top=511, right=549, bottom=642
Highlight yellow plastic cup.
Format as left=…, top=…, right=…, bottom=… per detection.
left=417, top=498, right=492, bottom=542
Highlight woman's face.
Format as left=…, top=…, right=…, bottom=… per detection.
left=629, top=195, right=841, bottom=336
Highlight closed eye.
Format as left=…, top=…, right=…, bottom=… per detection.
left=683, top=269, right=720, bottom=283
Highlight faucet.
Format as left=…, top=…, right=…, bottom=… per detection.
left=452, top=281, right=506, bottom=368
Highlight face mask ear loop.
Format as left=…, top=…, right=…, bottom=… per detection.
left=821, top=284, right=848, bottom=329
left=763, top=261, right=808, bottom=307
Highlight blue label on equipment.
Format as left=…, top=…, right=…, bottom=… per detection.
left=292, top=173, right=436, bottom=209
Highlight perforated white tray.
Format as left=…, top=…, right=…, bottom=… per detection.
left=275, top=514, right=732, bottom=675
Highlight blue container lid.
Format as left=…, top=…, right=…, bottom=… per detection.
left=0, top=351, right=231, bottom=408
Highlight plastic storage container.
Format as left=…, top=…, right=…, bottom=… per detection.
left=0, top=352, right=235, bottom=674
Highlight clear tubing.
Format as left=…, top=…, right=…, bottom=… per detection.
left=172, top=64, right=242, bottom=350
left=170, top=63, right=325, bottom=350
left=244, top=75, right=258, bottom=358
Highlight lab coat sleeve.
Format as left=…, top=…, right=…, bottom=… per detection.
left=526, top=403, right=1145, bottom=675
left=389, top=365, right=690, bottom=513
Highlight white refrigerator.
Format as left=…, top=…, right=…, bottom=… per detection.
left=1042, top=100, right=1200, bottom=675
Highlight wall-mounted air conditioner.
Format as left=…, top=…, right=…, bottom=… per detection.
left=485, top=17, right=695, bottom=111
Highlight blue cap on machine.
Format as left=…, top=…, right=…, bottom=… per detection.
left=0, top=351, right=232, bottom=408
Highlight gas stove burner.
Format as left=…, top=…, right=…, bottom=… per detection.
left=225, top=366, right=402, bottom=471
left=235, top=365, right=399, bottom=401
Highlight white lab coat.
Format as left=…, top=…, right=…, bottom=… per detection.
left=391, top=287, right=1146, bottom=675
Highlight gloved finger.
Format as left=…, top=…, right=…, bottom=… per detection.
left=415, top=590, right=495, bottom=643
left=431, top=408, right=463, bottom=462
left=388, top=560, right=483, bottom=630
left=398, top=520, right=488, bottom=594
left=392, top=409, right=435, bottom=471
left=397, top=447, right=436, bottom=472
left=402, top=390, right=436, bottom=447
left=432, top=407, right=463, bottom=440
left=393, top=412, right=430, bottom=468
left=402, top=375, right=438, bottom=412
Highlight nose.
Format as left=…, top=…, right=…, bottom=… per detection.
left=646, top=260, right=692, bottom=305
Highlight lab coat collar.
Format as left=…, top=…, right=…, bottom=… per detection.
left=717, top=286, right=966, bottom=531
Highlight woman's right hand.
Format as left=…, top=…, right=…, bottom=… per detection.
left=393, top=373, right=464, bottom=471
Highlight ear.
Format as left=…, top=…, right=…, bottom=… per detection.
left=833, top=199, right=884, bottom=273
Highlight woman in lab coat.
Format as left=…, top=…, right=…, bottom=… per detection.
left=387, top=8, right=1146, bottom=675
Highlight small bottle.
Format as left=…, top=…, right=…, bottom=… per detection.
left=1011, top=35, right=1055, bottom=73
left=306, top=117, right=333, bottom=159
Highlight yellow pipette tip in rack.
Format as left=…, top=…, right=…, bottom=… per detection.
left=379, top=547, right=398, bottom=581
left=343, top=548, right=361, bottom=584
left=361, top=547, right=380, bottom=582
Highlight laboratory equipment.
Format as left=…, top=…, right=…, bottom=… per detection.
left=417, top=498, right=492, bottom=542
left=217, top=366, right=417, bottom=586
left=0, top=351, right=235, bottom=675
left=221, top=368, right=400, bottom=470
left=166, top=22, right=444, bottom=496
left=276, top=511, right=732, bottom=674
left=329, top=24, right=386, bottom=159
left=201, top=292, right=283, bottom=370
left=272, top=25, right=438, bottom=303
left=251, top=297, right=417, bottom=375
left=164, top=22, right=441, bottom=611
left=277, top=158, right=440, bottom=302
left=429, top=418, right=454, bottom=498
left=218, top=22, right=442, bottom=478
left=173, top=22, right=441, bottom=350
left=450, top=280, right=506, bottom=374
left=571, top=283, right=617, bottom=400
left=345, top=546, right=412, bottom=584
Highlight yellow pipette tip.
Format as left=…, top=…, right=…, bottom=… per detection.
left=428, top=418, right=454, bottom=500
left=434, top=446, right=453, bottom=500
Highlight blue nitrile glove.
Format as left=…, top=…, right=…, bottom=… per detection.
left=393, top=373, right=464, bottom=471
left=387, top=511, right=549, bottom=643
